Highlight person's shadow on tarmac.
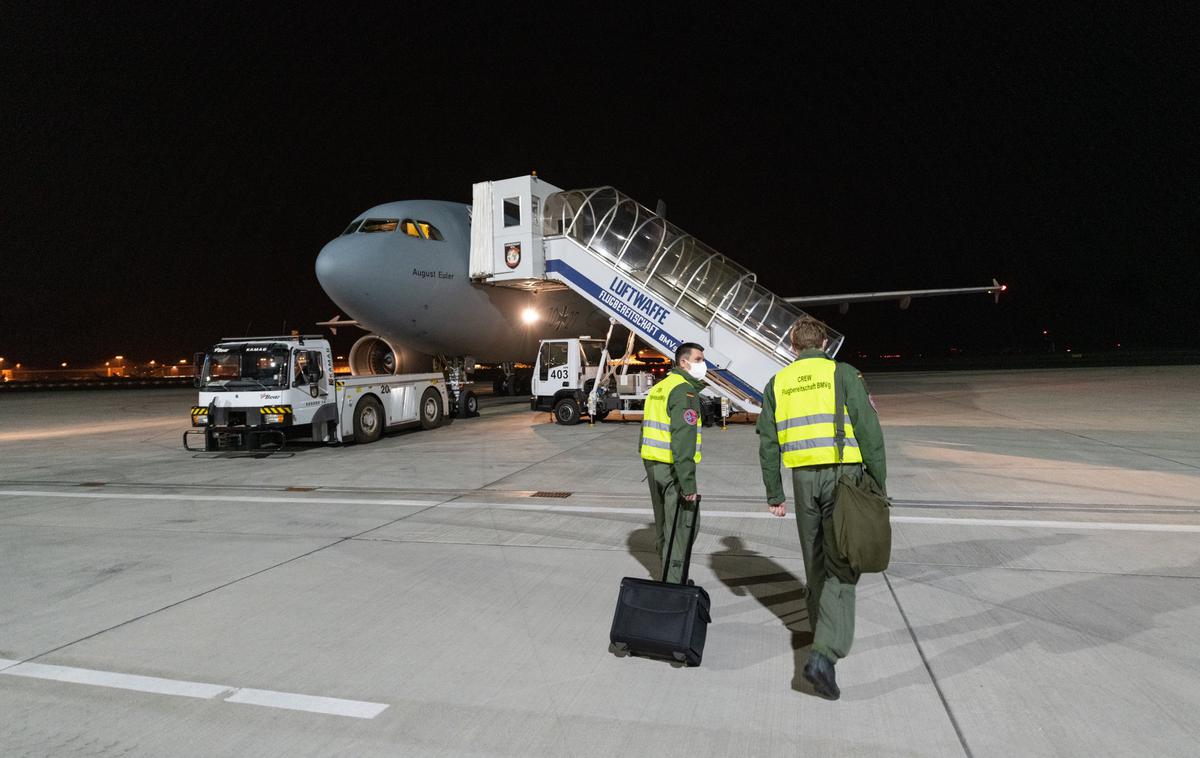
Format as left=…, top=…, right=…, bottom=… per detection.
left=625, top=524, right=662, bottom=580
left=709, top=535, right=821, bottom=694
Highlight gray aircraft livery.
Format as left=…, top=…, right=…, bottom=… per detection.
left=315, top=185, right=1002, bottom=378
left=316, top=200, right=606, bottom=376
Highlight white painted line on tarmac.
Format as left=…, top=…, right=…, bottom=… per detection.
left=440, top=501, right=1200, bottom=533
left=0, top=659, right=230, bottom=698
left=891, top=515, right=1200, bottom=533
left=225, top=687, right=389, bottom=719
left=0, top=489, right=437, bottom=508
left=3, top=488, right=1197, bottom=534
left=0, top=658, right=388, bottom=719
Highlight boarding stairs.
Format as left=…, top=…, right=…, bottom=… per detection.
left=469, top=176, right=844, bottom=414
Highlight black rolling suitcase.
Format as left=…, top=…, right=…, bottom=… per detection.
left=610, top=495, right=711, bottom=666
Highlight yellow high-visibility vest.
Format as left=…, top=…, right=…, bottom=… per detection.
left=640, top=372, right=702, bottom=464
left=773, top=357, right=862, bottom=468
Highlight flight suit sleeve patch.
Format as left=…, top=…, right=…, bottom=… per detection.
left=683, top=409, right=699, bottom=425
left=856, top=372, right=879, bottom=411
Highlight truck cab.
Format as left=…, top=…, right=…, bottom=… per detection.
left=531, top=334, right=727, bottom=427
left=530, top=337, right=609, bottom=425
left=191, top=336, right=338, bottom=449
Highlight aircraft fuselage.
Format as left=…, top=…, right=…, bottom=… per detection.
left=316, top=200, right=604, bottom=364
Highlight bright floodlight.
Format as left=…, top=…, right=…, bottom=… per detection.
left=521, top=307, right=539, bottom=324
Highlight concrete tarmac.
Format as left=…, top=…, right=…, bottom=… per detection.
left=1, top=366, right=1198, bottom=757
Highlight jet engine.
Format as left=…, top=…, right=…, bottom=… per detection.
left=349, top=335, right=402, bottom=376
left=347, top=334, right=434, bottom=376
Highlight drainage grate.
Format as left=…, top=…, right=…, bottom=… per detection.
left=79, top=482, right=106, bottom=487
left=285, top=486, right=316, bottom=492
left=530, top=491, right=572, bottom=499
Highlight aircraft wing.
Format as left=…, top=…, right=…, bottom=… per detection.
left=784, top=279, right=1006, bottom=310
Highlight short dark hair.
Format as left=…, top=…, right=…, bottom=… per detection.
left=674, top=342, right=704, bottom=365
left=790, top=317, right=829, bottom=351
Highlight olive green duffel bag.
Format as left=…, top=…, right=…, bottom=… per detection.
left=832, top=374, right=892, bottom=573
left=834, top=469, right=892, bottom=572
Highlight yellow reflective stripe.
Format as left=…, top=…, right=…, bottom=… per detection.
left=781, top=437, right=860, bottom=453
left=642, top=419, right=670, bottom=432
left=777, top=413, right=837, bottom=429
left=641, top=438, right=671, bottom=450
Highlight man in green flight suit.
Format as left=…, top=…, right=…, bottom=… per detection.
left=757, top=317, right=887, bottom=700
left=639, top=341, right=708, bottom=584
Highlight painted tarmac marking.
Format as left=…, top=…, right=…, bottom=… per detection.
left=0, top=658, right=387, bottom=719
left=3, top=489, right=1198, bottom=533
left=224, top=687, right=389, bottom=719
left=0, top=489, right=436, bottom=508
left=438, top=501, right=1200, bottom=533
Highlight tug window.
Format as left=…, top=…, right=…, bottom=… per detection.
left=360, top=218, right=399, bottom=233
left=294, top=350, right=324, bottom=384
left=417, top=221, right=443, bottom=240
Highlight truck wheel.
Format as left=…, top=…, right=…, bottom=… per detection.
left=353, top=396, right=384, bottom=444
left=457, top=390, right=478, bottom=418
left=553, top=397, right=580, bottom=425
left=420, top=387, right=444, bottom=430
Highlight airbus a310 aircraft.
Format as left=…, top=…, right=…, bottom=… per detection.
left=314, top=192, right=1001, bottom=388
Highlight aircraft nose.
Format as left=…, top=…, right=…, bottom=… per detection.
left=315, top=237, right=353, bottom=300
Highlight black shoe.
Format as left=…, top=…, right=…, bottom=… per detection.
left=802, top=652, right=841, bottom=700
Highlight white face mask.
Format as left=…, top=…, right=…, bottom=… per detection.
left=685, top=359, right=707, bottom=382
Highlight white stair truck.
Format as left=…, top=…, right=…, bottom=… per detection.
left=186, top=334, right=448, bottom=451
left=531, top=325, right=730, bottom=426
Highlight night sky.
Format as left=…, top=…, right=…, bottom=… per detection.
left=3, top=4, right=1197, bottom=367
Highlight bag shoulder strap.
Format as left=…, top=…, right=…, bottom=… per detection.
left=833, top=362, right=846, bottom=465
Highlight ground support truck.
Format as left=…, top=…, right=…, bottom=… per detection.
left=187, top=335, right=448, bottom=451
left=531, top=323, right=730, bottom=427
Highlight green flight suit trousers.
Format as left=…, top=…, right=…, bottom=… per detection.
left=645, top=460, right=699, bottom=584
left=794, top=463, right=863, bottom=661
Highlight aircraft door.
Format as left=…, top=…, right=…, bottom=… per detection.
left=294, top=350, right=329, bottom=399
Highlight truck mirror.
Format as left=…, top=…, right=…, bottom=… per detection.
left=192, top=352, right=205, bottom=388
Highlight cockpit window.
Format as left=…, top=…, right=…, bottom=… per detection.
left=360, top=218, right=399, bottom=233
left=342, top=220, right=362, bottom=235
left=400, top=219, right=422, bottom=237
left=418, top=221, right=443, bottom=241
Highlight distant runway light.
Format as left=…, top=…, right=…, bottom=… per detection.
left=521, top=307, right=540, bottom=324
